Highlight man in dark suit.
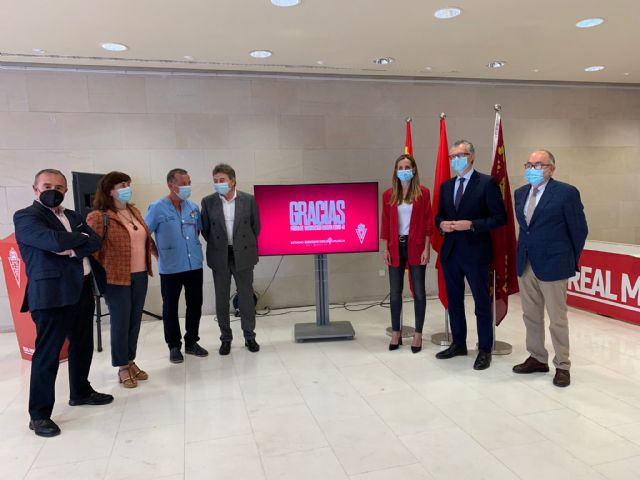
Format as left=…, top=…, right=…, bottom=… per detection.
left=435, top=140, right=507, bottom=370
left=14, top=169, right=113, bottom=437
left=512, top=150, right=588, bottom=387
left=201, top=163, right=261, bottom=356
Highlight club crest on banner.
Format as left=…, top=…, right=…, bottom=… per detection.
left=8, top=247, right=21, bottom=287
left=355, top=223, right=367, bottom=244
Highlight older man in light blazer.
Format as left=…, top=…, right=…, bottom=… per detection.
left=201, top=163, right=261, bottom=356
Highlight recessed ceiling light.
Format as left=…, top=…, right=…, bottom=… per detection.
left=32, top=48, right=46, bottom=54
left=183, top=55, right=195, bottom=61
left=316, top=60, right=324, bottom=65
left=576, top=18, right=604, bottom=28
left=486, top=60, right=506, bottom=69
left=250, top=50, right=272, bottom=59
left=434, top=7, right=462, bottom=19
left=270, top=0, right=300, bottom=6
left=424, top=66, right=433, bottom=71
left=373, top=57, right=394, bottom=65
left=101, top=42, right=128, bottom=52
left=532, top=68, right=540, bottom=73
left=624, top=72, right=630, bottom=76
left=584, top=65, right=605, bottom=72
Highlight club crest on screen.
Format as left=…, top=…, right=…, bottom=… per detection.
left=355, top=223, right=367, bottom=244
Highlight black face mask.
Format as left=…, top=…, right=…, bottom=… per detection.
left=39, top=190, right=64, bottom=208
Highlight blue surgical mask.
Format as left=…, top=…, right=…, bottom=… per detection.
left=524, top=169, right=545, bottom=186
left=450, top=156, right=468, bottom=174
left=214, top=183, right=230, bottom=196
left=396, top=169, right=414, bottom=183
left=116, top=186, right=132, bottom=203
left=177, top=185, right=191, bottom=200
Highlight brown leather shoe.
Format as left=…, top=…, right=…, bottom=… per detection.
left=553, top=369, right=570, bottom=387
left=512, top=356, right=550, bottom=374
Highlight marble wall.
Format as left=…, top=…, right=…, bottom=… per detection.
left=0, top=70, right=639, bottom=330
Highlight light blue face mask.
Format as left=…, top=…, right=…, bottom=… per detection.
left=116, top=186, right=132, bottom=203
left=177, top=185, right=191, bottom=200
left=450, top=155, right=468, bottom=174
left=214, top=182, right=230, bottom=196
left=396, top=169, right=414, bottom=183
left=524, top=168, right=545, bottom=186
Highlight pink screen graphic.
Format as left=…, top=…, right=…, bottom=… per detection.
left=255, top=183, right=379, bottom=256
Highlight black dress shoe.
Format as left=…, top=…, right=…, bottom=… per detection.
left=435, top=344, right=468, bottom=359
left=245, top=339, right=260, bottom=353
left=219, top=340, right=232, bottom=356
left=389, top=336, right=403, bottom=351
left=185, top=343, right=209, bottom=357
left=169, top=347, right=184, bottom=364
left=29, top=418, right=61, bottom=437
left=69, top=391, right=114, bottom=406
left=473, top=350, right=492, bottom=370
left=553, top=369, right=571, bottom=387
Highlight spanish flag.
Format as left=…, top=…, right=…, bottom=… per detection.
left=405, top=119, right=413, bottom=156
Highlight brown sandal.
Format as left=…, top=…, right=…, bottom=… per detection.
left=129, top=362, right=148, bottom=381
left=118, top=367, right=137, bottom=388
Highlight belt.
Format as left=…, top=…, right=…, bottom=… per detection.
left=399, top=235, right=408, bottom=243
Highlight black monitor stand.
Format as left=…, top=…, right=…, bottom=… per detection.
left=294, top=254, right=355, bottom=342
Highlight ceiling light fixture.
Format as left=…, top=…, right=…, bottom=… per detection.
left=486, top=60, right=506, bottom=69
left=373, top=57, right=394, bottom=65
left=623, top=72, right=630, bottom=76
left=424, top=66, right=433, bottom=71
left=270, top=0, right=300, bottom=6
left=576, top=18, right=604, bottom=28
left=250, top=50, right=273, bottom=58
left=434, top=7, right=462, bottom=19
left=532, top=68, right=540, bottom=73
left=183, top=55, right=195, bottom=61
left=584, top=65, right=605, bottom=72
left=101, top=42, right=128, bottom=52
left=32, top=48, right=46, bottom=54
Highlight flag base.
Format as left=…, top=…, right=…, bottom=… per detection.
left=385, top=326, right=416, bottom=338
left=430, top=332, right=452, bottom=347
left=492, top=340, right=512, bottom=355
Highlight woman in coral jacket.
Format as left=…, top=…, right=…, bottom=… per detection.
left=381, top=154, right=433, bottom=353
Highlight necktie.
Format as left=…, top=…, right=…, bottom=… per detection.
left=454, top=177, right=465, bottom=210
left=525, top=187, right=539, bottom=225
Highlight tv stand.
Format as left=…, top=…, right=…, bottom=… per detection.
left=294, top=254, right=355, bottom=342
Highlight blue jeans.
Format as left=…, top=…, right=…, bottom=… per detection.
left=388, top=240, right=427, bottom=333
left=104, top=272, right=148, bottom=367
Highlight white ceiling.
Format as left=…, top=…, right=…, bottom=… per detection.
left=0, top=0, right=638, bottom=84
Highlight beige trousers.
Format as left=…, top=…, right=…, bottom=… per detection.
left=518, top=262, right=571, bottom=370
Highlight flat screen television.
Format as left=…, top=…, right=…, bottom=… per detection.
left=254, top=182, right=379, bottom=256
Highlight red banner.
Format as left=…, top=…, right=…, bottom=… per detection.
left=0, top=233, right=68, bottom=361
left=431, top=116, right=450, bottom=309
left=404, top=119, right=413, bottom=156
left=568, top=249, right=640, bottom=325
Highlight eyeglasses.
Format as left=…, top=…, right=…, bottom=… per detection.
left=448, top=153, right=471, bottom=160
left=524, top=163, right=552, bottom=170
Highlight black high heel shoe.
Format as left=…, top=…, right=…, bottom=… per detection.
left=411, top=335, right=423, bottom=354
left=389, top=335, right=403, bottom=351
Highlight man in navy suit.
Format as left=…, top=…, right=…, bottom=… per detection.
left=14, top=169, right=113, bottom=437
left=512, top=150, right=588, bottom=387
left=435, top=140, right=506, bottom=370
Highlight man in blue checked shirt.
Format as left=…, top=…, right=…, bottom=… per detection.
left=146, top=168, right=209, bottom=364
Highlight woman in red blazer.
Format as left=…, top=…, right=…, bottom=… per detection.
left=381, top=154, right=433, bottom=353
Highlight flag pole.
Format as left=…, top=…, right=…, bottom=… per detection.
left=431, top=112, right=452, bottom=347
left=491, top=104, right=512, bottom=355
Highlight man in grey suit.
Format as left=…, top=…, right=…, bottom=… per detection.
left=201, top=163, right=261, bottom=355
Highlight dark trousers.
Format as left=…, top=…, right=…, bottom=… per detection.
left=160, top=268, right=203, bottom=350
left=213, top=247, right=256, bottom=342
left=441, top=253, right=493, bottom=352
left=104, top=272, right=148, bottom=367
left=29, top=276, right=95, bottom=420
left=388, top=241, right=427, bottom=333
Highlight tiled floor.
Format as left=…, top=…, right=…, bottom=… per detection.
left=2, top=295, right=640, bottom=480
